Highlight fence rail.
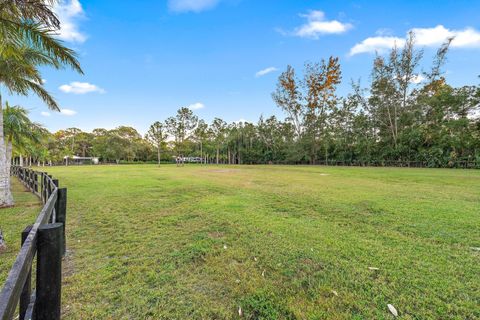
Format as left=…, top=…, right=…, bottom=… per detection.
left=0, top=167, right=67, bottom=320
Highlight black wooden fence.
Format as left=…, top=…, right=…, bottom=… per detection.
left=0, top=167, right=67, bottom=320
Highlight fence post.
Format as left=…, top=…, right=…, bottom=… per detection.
left=42, top=173, right=48, bottom=203
left=30, top=171, right=34, bottom=191
left=19, top=225, right=33, bottom=320
left=34, top=172, right=38, bottom=194
left=47, top=175, right=53, bottom=199
left=41, top=173, right=46, bottom=203
left=36, top=223, right=63, bottom=320
left=55, top=188, right=67, bottom=255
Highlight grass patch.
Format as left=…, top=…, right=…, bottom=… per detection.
left=6, top=165, right=480, bottom=319
left=0, top=179, right=41, bottom=283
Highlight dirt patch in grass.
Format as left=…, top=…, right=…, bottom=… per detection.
left=208, top=231, right=225, bottom=239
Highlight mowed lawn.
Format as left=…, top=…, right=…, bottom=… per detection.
left=3, top=165, right=480, bottom=319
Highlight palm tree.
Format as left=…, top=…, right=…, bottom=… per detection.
left=4, top=102, right=44, bottom=170
left=0, top=0, right=82, bottom=72
left=0, top=0, right=83, bottom=206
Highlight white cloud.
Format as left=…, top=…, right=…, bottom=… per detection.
left=413, top=25, right=480, bottom=48
left=290, top=10, right=353, bottom=39
left=59, top=82, right=105, bottom=94
left=350, top=25, right=480, bottom=55
left=41, top=111, right=51, bottom=117
left=32, top=78, right=47, bottom=85
left=350, top=36, right=405, bottom=56
left=410, top=74, right=425, bottom=84
left=53, top=0, right=87, bottom=43
left=188, top=102, right=205, bottom=110
left=168, top=0, right=220, bottom=13
left=255, top=67, right=278, bottom=78
left=60, top=109, right=77, bottom=116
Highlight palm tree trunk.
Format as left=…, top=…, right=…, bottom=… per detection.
left=6, top=141, right=13, bottom=181
left=0, top=94, right=14, bottom=207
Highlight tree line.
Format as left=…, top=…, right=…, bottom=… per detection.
left=7, top=33, right=480, bottom=169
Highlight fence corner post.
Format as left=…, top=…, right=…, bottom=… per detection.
left=36, top=223, right=63, bottom=320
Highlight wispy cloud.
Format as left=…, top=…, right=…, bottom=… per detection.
left=283, top=10, right=352, bottom=39
left=188, top=102, right=205, bottom=110
left=60, top=109, right=77, bottom=116
left=59, top=82, right=105, bottom=94
left=168, top=0, right=220, bottom=13
left=41, top=111, right=51, bottom=117
left=255, top=67, right=278, bottom=78
left=350, top=25, right=480, bottom=55
left=53, top=0, right=87, bottom=43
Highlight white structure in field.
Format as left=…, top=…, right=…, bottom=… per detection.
left=63, top=156, right=99, bottom=165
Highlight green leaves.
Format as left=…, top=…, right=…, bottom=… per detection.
left=0, top=0, right=82, bottom=110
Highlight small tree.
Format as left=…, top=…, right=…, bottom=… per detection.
left=146, top=121, right=168, bottom=165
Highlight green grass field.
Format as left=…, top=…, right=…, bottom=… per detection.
left=2, top=165, right=480, bottom=319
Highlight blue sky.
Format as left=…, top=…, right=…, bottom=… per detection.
left=6, top=0, right=480, bottom=134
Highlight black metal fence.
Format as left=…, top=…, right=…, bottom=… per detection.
left=0, top=167, right=67, bottom=320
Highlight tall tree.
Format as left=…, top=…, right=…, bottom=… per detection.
left=146, top=121, right=168, bottom=165
left=272, top=65, right=303, bottom=138
left=303, top=57, right=342, bottom=164
left=193, top=119, right=209, bottom=164
left=210, top=118, right=227, bottom=164
left=369, top=34, right=422, bottom=156
left=166, top=107, right=198, bottom=165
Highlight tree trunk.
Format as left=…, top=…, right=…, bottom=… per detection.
left=216, top=147, right=219, bottom=165
left=0, top=95, right=14, bottom=207
left=6, top=141, right=12, bottom=180
left=157, top=146, right=161, bottom=166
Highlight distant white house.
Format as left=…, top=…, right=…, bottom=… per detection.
left=63, top=156, right=99, bottom=165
